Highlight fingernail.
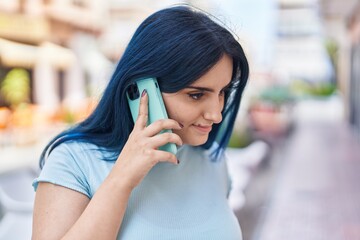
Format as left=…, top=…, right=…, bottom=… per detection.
left=141, top=89, right=147, bottom=97
left=179, top=123, right=184, bottom=128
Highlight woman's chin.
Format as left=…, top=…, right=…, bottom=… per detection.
left=184, top=137, right=208, bottom=146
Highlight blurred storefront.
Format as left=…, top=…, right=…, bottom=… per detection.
left=348, top=3, right=360, bottom=140
left=320, top=0, right=360, bottom=139
left=0, top=1, right=107, bottom=176
left=275, top=0, right=334, bottom=83
left=0, top=0, right=107, bottom=111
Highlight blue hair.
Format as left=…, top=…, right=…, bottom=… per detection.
left=39, top=5, right=249, bottom=168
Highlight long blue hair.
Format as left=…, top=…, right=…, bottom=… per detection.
left=40, top=5, right=249, bottom=168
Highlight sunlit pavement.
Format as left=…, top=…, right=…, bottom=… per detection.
left=237, top=97, right=360, bottom=240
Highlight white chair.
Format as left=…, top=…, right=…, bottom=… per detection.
left=226, top=140, right=270, bottom=210
left=0, top=167, right=38, bottom=240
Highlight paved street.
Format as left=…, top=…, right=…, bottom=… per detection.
left=237, top=98, right=360, bottom=240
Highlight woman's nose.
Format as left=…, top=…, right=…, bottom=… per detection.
left=203, top=100, right=223, bottom=124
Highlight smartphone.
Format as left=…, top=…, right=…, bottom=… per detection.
left=126, top=77, right=177, bottom=155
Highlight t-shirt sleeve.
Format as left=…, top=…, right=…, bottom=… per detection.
left=32, top=142, right=91, bottom=198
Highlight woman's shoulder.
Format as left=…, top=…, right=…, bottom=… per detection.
left=46, top=140, right=110, bottom=166
left=35, top=141, right=108, bottom=197
left=54, top=140, right=106, bottom=154
left=56, top=140, right=99, bottom=151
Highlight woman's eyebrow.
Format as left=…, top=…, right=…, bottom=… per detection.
left=185, top=82, right=232, bottom=92
left=185, top=86, right=214, bottom=92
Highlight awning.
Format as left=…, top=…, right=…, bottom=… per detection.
left=0, top=38, right=76, bottom=70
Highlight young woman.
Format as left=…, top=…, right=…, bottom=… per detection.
left=32, top=5, right=249, bottom=240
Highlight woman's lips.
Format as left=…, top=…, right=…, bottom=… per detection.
left=192, top=124, right=212, bottom=133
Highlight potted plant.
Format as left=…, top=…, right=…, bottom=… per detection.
left=248, top=85, right=294, bottom=135
left=0, top=68, right=36, bottom=145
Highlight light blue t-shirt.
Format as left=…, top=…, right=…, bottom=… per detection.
left=33, top=141, right=242, bottom=240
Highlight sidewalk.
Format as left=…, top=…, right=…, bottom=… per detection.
left=250, top=98, right=360, bottom=240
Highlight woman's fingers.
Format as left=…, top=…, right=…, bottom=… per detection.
left=148, top=132, right=182, bottom=148
left=143, top=119, right=182, bottom=136
left=152, top=150, right=178, bottom=165
left=130, top=89, right=181, bottom=165
left=133, top=89, right=181, bottom=136
left=134, top=90, right=148, bottom=130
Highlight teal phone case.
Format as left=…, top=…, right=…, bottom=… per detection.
left=126, top=78, right=177, bottom=155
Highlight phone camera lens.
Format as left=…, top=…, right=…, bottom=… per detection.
left=127, top=83, right=139, bottom=100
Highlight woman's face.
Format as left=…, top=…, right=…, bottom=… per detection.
left=162, top=54, right=233, bottom=146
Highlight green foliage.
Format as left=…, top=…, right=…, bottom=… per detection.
left=0, top=68, right=30, bottom=108
left=259, top=85, right=294, bottom=106
left=228, top=126, right=253, bottom=148
left=325, top=38, right=339, bottom=64
left=291, top=80, right=337, bottom=97
left=63, top=109, right=76, bottom=124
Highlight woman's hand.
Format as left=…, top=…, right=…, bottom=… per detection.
left=111, top=90, right=183, bottom=191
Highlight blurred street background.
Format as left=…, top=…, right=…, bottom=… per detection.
left=0, top=0, right=359, bottom=239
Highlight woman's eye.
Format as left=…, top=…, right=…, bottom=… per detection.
left=188, top=93, right=204, bottom=100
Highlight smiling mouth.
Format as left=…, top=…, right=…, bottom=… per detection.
left=192, top=124, right=212, bottom=133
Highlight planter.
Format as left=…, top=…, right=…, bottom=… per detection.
left=249, top=103, right=293, bottom=135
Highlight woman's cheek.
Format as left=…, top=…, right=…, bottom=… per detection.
left=167, top=106, right=184, bottom=123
